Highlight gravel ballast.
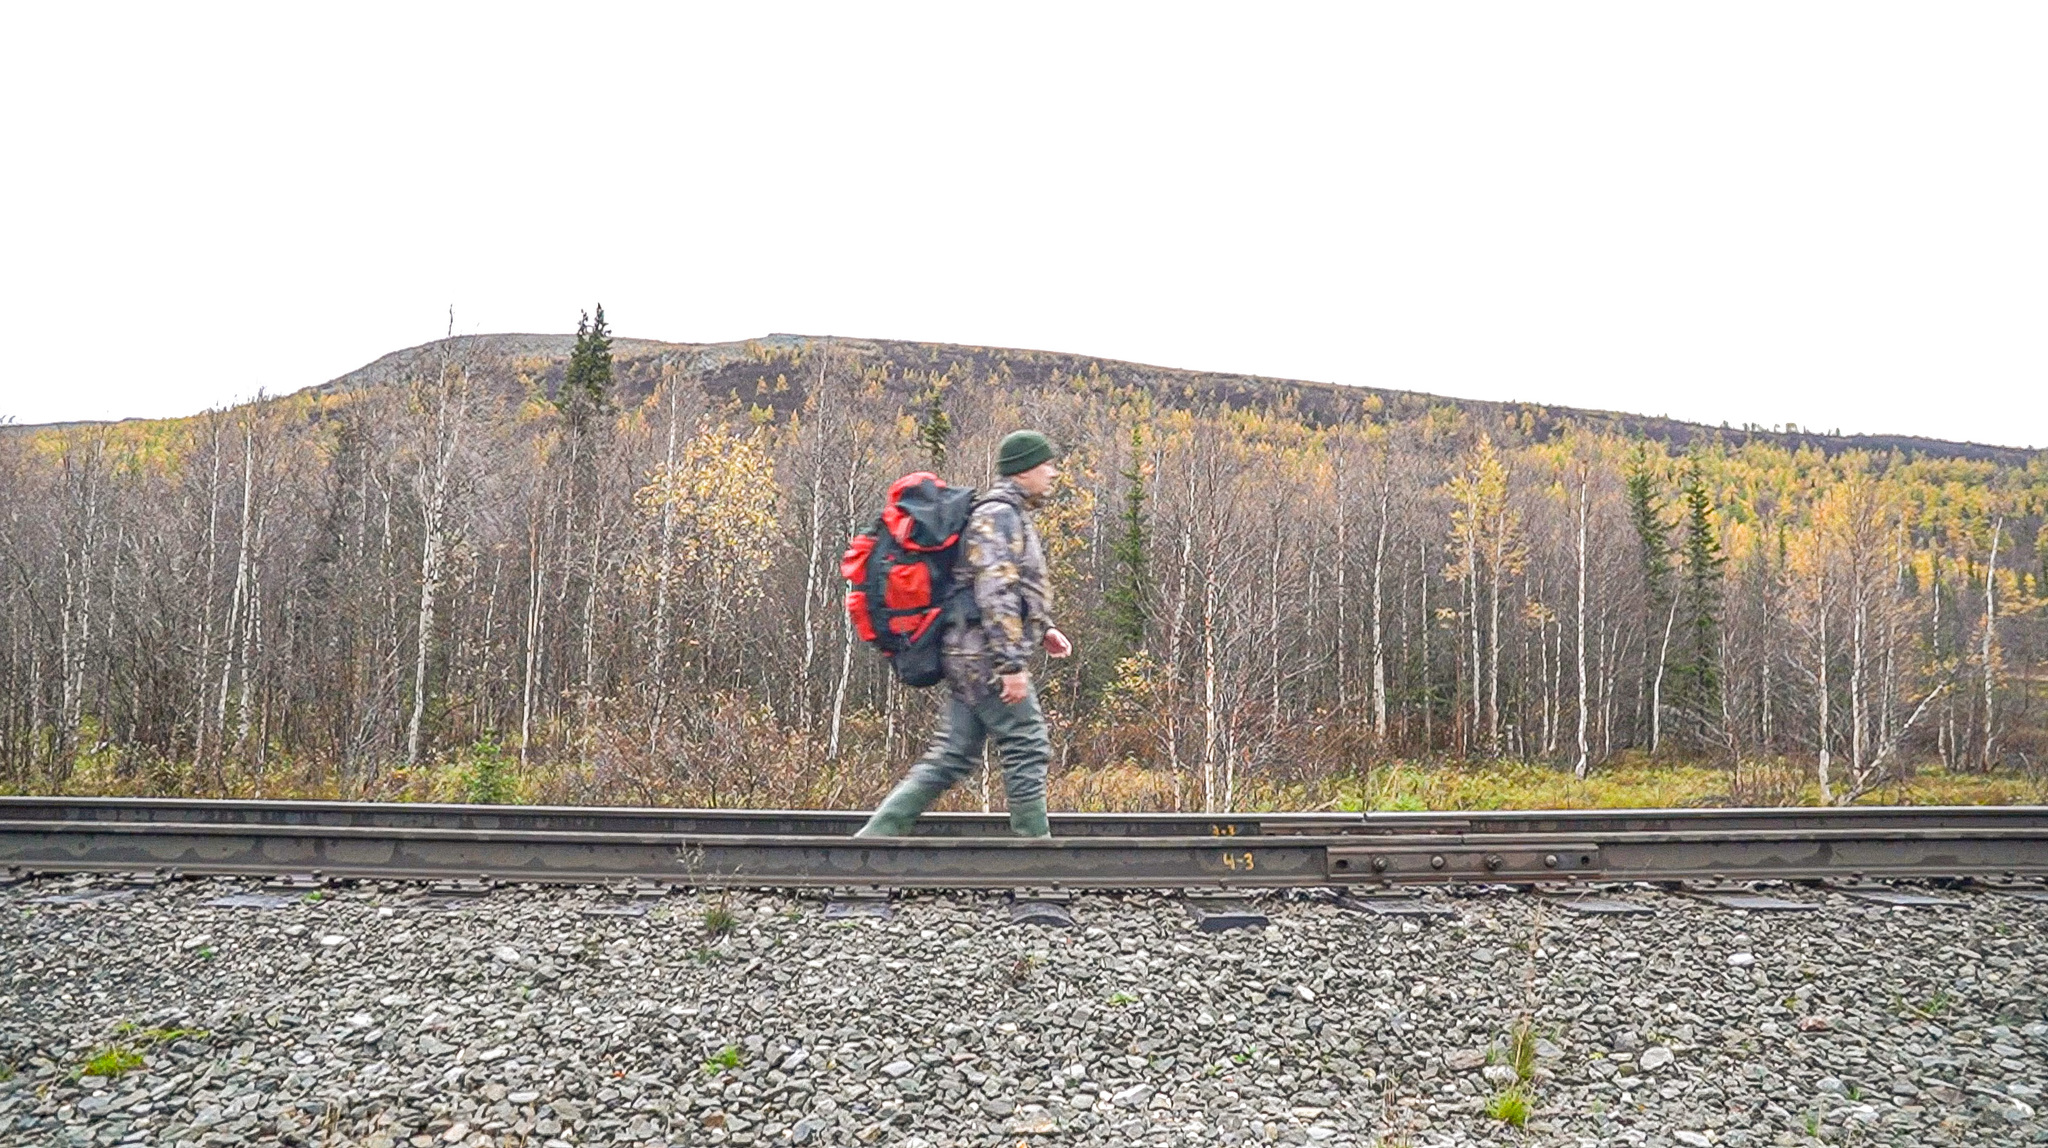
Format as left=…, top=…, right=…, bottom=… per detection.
left=1, top=876, right=2043, bottom=1147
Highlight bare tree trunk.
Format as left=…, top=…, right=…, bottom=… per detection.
left=1335, top=477, right=1348, bottom=713
left=1849, top=582, right=1865, bottom=791
left=1982, top=518, right=2001, bottom=770
left=1268, top=519, right=1282, bottom=735
left=406, top=518, right=445, bottom=766
left=1650, top=595, right=1677, bottom=755
left=1370, top=478, right=1389, bottom=740
left=1931, top=567, right=1945, bottom=767
left=826, top=443, right=863, bottom=762
left=237, top=519, right=262, bottom=761
left=1575, top=476, right=1590, bottom=778
left=192, top=432, right=224, bottom=770
left=1882, top=528, right=1902, bottom=748
left=798, top=347, right=831, bottom=732
left=478, top=552, right=503, bottom=734
left=214, top=424, right=256, bottom=775
left=1466, top=529, right=1480, bottom=754
left=405, top=363, right=468, bottom=767
left=1165, top=526, right=1192, bottom=806
left=519, top=517, right=542, bottom=768
left=1487, top=542, right=1502, bottom=756
left=1816, top=563, right=1832, bottom=804
left=1419, top=538, right=1432, bottom=754
left=1201, top=564, right=1219, bottom=813
left=650, top=382, right=681, bottom=747
left=581, top=529, right=601, bottom=699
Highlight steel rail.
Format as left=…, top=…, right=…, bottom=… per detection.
left=3, top=796, right=2044, bottom=839
left=3, top=816, right=2046, bottom=889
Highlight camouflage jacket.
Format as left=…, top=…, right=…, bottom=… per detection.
left=942, top=478, right=1054, bottom=698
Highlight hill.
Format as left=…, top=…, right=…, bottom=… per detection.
left=23, top=332, right=2042, bottom=466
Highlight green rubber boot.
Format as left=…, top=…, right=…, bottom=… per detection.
left=1008, top=798, right=1051, bottom=839
left=855, top=778, right=950, bottom=838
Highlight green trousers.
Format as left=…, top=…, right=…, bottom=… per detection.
left=856, top=685, right=1052, bottom=837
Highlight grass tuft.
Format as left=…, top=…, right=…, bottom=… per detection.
left=1507, top=1019, right=1538, bottom=1082
left=702, top=1045, right=742, bottom=1074
left=1900, top=989, right=1953, bottom=1019
left=701, top=896, right=738, bottom=937
left=1484, top=1085, right=1531, bottom=1128
left=78, top=1046, right=145, bottom=1079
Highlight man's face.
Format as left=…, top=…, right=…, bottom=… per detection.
left=1013, top=459, right=1059, bottom=498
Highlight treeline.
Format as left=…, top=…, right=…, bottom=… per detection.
left=2, top=327, right=2044, bottom=809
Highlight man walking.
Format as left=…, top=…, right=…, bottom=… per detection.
left=856, top=430, right=1073, bottom=837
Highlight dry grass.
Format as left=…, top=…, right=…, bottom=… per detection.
left=1334, top=754, right=2041, bottom=812
left=13, top=722, right=2041, bottom=813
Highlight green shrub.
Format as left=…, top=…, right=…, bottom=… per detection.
left=457, top=739, right=517, bottom=805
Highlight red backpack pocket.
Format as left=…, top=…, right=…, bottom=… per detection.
left=840, top=534, right=876, bottom=582
left=845, top=591, right=878, bottom=642
left=887, top=607, right=942, bottom=640
left=884, top=560, right=933, bottom=610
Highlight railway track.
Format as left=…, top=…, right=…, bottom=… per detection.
left=9, top=795, right=2048, bottom=835
left=4, top=797, right=2047, bottom=891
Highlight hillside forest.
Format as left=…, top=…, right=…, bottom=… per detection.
left=3, top=323, right=2045, bottom=811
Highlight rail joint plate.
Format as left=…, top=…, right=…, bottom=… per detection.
left=1327, top=842, right=1603, bottom=883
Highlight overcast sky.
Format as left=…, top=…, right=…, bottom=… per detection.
left=1, top=3, right=2042, bottom=447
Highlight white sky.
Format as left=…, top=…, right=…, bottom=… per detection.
left=1, top=3, right=2043, bottom=448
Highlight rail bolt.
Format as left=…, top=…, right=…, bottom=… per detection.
left=1429, top=855, right=1446, bottom=870
left=1484, top=854, right=1502, bottom=871
left=1371, top=857, right=1389, bottom=873
left=1543, top=854, right=1559, bottom=869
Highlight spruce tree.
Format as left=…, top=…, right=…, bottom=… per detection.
left=1625, top=448, right=1675, bottom=750
left=1105, top=424, right=1151, bottom=652
left=1672, top=465, right=1726, bottom=733
left=911, top=375, right=952, bottom=469
left=557, top=305, right=614, bottom=433
left=1625, top=451, right=1672, bottom=616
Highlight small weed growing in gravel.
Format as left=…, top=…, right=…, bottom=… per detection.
left=78, top=1046, right=145, bottom=1078
left=685, top=946, right=728, bottom=965
left=0, top=1062, right=14, bottom=1084
left=1484, top=1085, right=1530, bottom=1128
left=1106, top=991, right=1138, bottom=1007
left=702, top=1046, right=743, bottom=1074
left=1002, top=954, right=1043, bottom=986
left=701, top=897, right=738, bottom=937
left=302, top=891, right=323, bottom=903
left=1506, top=1019, right=1537, bottom=1082
left=1902, top=990, right=1953, bottom=1019
left=137, top=1027, right=208, bottom=1045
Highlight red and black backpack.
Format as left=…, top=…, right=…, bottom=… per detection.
left=841, top=472, right=981, bottom=688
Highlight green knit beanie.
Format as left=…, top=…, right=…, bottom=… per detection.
left=997, top=430, right=1055, bottom=476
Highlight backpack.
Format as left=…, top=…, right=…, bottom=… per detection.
left=841, top=472, right=982, bottom=688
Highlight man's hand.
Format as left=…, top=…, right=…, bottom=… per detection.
left=1042, top=628, right=1073, bottom=658
left=999, top=670, right=1030, bottom=704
